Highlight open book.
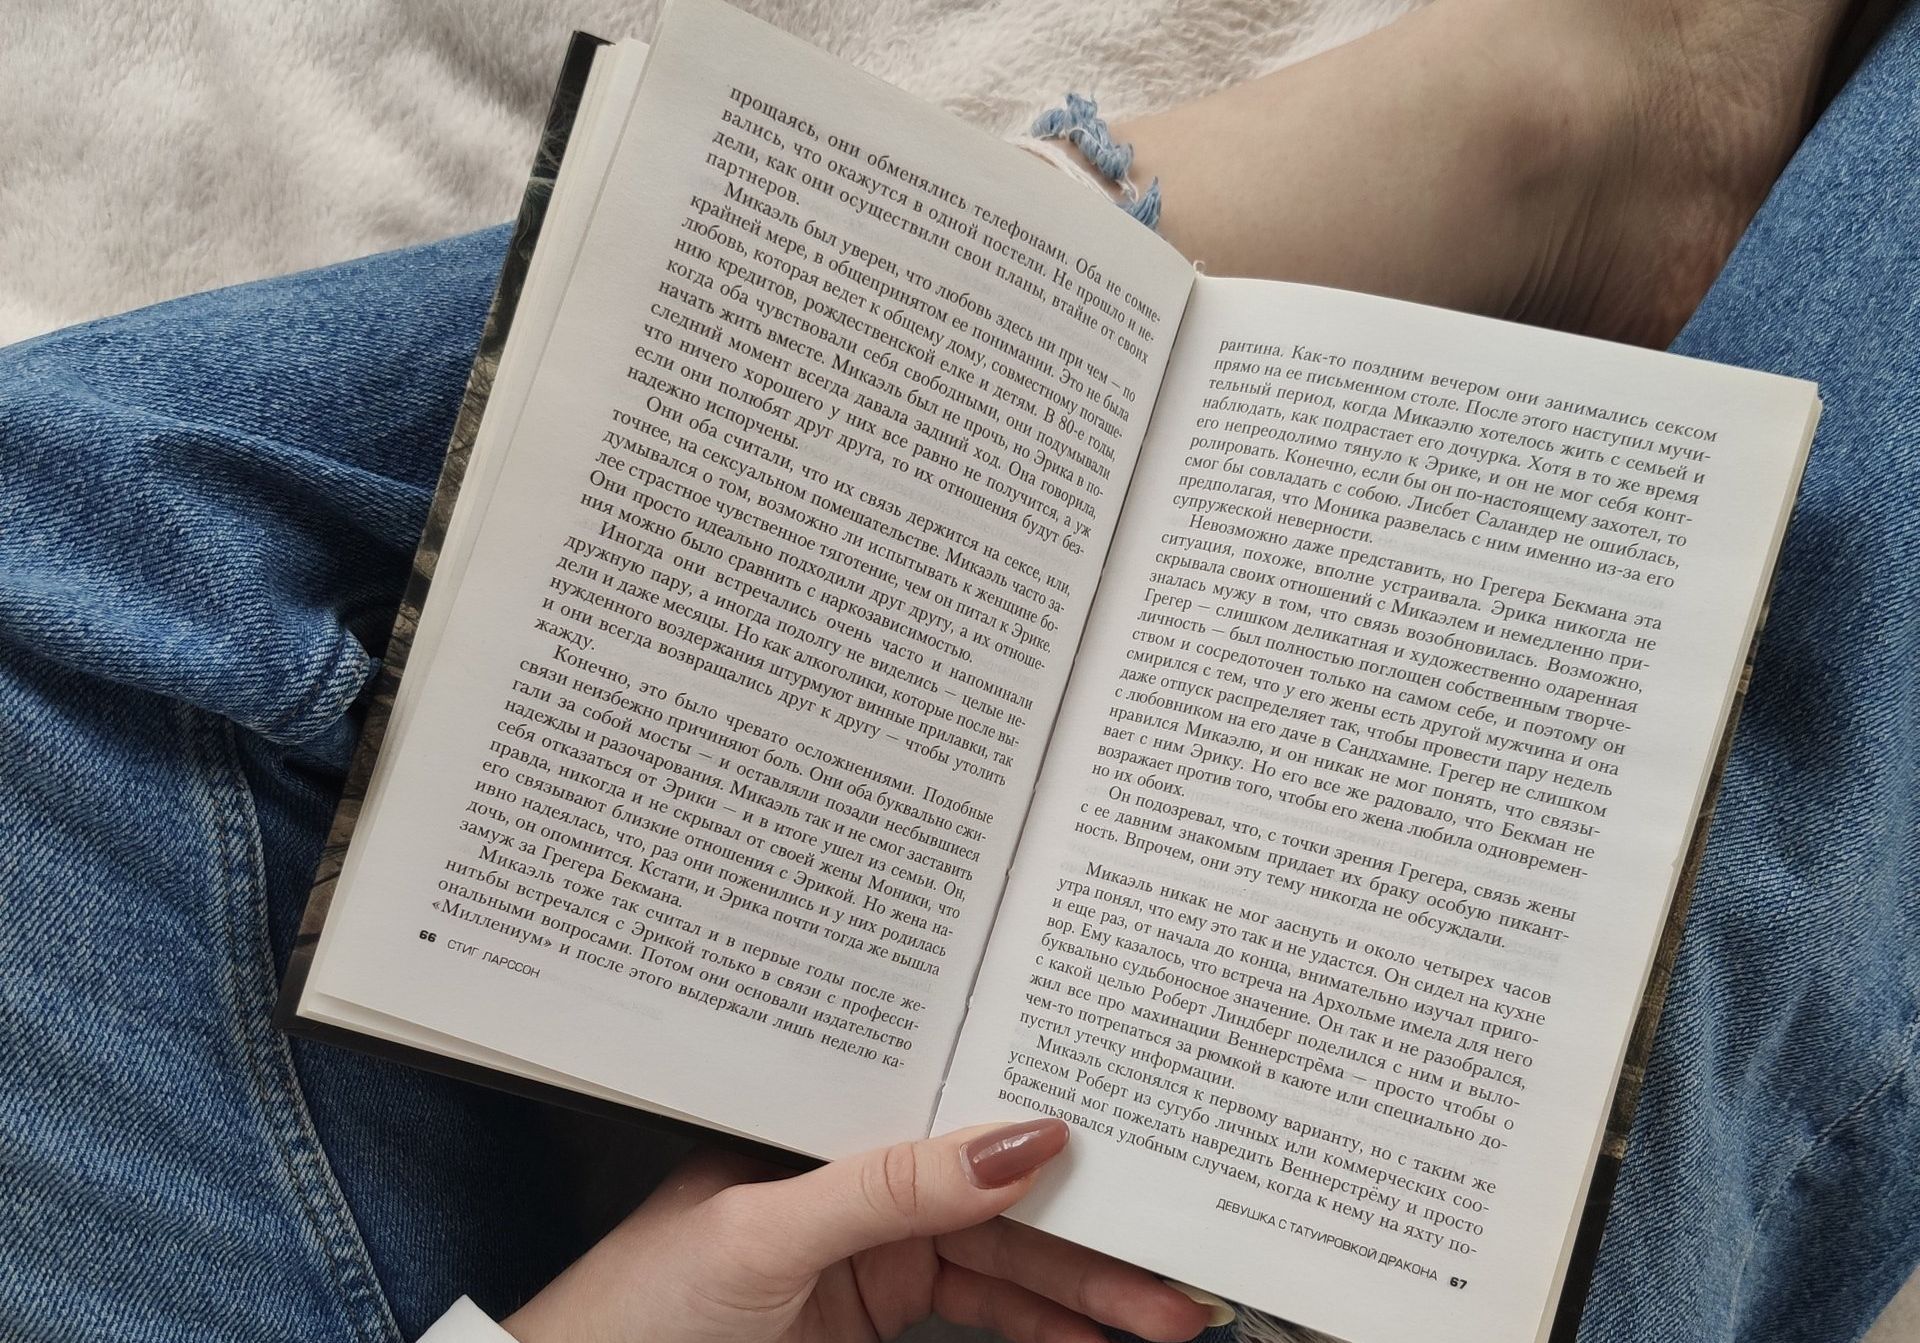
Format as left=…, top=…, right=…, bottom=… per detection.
left=278, top=5, right=1820, bottom=1341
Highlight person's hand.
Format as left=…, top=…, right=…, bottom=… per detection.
left=502, top=1118, right=1216, bottom=1343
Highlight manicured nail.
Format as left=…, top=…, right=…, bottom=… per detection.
left=1166, top=1281, right=1236, bottom=1328
left=962, top=1118, right=1070, bottom=1188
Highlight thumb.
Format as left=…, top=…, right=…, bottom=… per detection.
left=740, top=1118, right=1070, bottom=1279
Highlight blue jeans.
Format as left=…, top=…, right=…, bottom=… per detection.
left=2, top=12, right=1915, bottom=1341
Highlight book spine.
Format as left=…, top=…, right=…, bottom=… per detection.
left=1545, top=606, right=1771, bottom=1343
left=275, top=32, right=609, bottom=1028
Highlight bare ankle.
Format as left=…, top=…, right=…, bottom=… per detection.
left=1503, top=0, right=1852, bottom=341
left=1117, top=0, right=1845, bottom=345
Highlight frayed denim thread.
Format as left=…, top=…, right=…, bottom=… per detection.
left=1030, top=93, right=1161, bottom=229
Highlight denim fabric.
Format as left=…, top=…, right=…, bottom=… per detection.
left=0, top=231, right=668, bottom=1341
left=0, top=18, right=1915, bottom=1343
left=1576, top=6, right=1920, bottom=1340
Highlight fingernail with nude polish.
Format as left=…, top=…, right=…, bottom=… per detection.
left=962, top=1118, right=1070, bottom=1188
left=1167, top=1281, right=1237, bottom=1329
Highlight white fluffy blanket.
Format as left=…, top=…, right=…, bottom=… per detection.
left=0, top=0, right=1421, bottom=345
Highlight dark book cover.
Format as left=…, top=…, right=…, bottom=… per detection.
left=279, top=31, right=608, bottom=1031
left=1541, top=617, right=1769, bottom=1343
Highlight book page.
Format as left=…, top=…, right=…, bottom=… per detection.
left=937, top=276, right=1814, bottom=1343
left=304, top=0, right=1193, bottom=1158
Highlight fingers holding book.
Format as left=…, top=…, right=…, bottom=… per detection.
left=503, top=1119, right=1215, bottom=1343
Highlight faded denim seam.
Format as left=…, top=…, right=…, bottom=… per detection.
left=198, top=704, right=401, bottom=1343
left=259, top=623, right=376, bottom=747
left=1724, top=1006, right=1920, bottom=1325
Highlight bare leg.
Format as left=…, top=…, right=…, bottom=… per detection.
left=1119, top=0, right=1864, bottom=345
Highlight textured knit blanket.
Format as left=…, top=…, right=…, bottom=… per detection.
left=1, top=0, right=1421, bottom=345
